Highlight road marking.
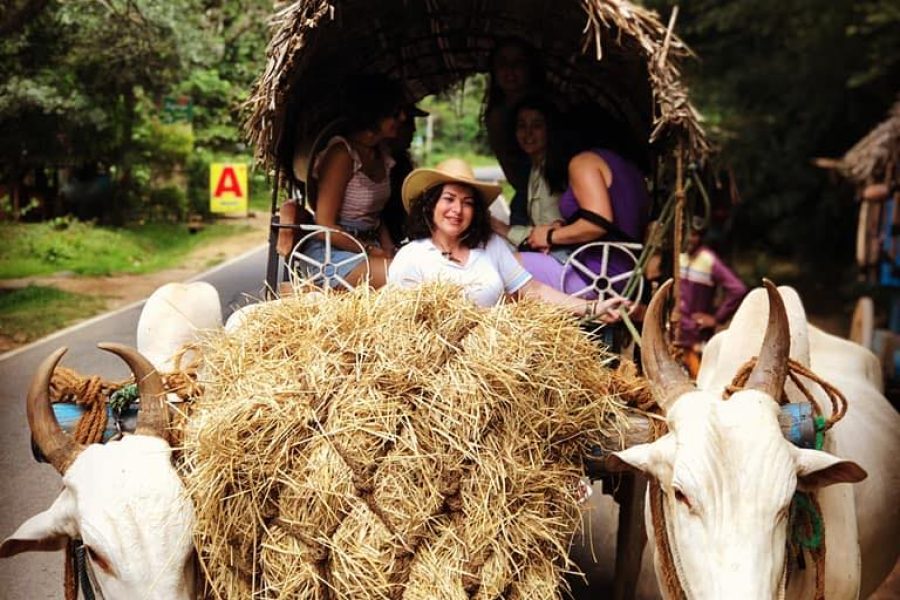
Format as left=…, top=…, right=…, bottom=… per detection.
left=0, top=244, right=267, bottom=364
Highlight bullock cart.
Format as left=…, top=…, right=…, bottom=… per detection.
left=817, top=98, right=900, bottom=400
left=244, top=0, right=709, bottom=300
left=242, top=2, right=709, bottom=596
left=3, top=2, right=894, bottom=596
left=4, top=280, right=852, bottom=600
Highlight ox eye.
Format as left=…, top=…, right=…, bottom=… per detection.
left=673, top=488, right=693, bottom=510
left=85, top=545, right=115, bottom=576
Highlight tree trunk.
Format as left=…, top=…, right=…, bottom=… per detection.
left=112, top=88, right=137, bottom=225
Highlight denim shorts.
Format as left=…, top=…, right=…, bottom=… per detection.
left=297, top=238, right=368, bottom=288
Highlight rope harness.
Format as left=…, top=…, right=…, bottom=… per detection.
left=49, top=348, right=201, bottom=600
left=651, top=357, right=848, bottom=600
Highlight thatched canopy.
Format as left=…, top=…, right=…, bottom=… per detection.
left=245, top=0, right=708, bottom=180
left=834, top=98, right=900, bottom=185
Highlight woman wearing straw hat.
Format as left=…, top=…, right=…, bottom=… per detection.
left=389, top=158, right=626, bottom=320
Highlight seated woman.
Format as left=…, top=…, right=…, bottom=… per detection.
left=308, top=74, right=407, bottom=288
left=492, top=96, right=567, bottom=254
left=388, top=158, right=625, bottom=321
left=517, top=104, right=652, bottom=299
left=483, top=38, right=545, bottom=221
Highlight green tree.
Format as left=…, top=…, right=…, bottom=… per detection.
left=0, top=0, right=271, bottom=221
left=647, top=0, right=899, bottom=262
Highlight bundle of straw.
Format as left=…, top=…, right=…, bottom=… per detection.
left=181, top=283, right=643, bottom=599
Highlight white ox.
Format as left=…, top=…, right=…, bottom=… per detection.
left=0, top=281, right=224, bottom=599
left=606, top=280, right=898, bottom=599
left=137, top=281, right=222, bottom=372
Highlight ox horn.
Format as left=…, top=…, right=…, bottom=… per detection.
left=641, top=279, right=696, bottom=412
left=97, top=343, right=170, bottom=442
left=745, top=279, right=790, bottom=400
left=27, top=348, right=85, bottom=474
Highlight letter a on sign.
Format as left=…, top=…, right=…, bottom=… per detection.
left=210, top=163, right=248, bottom=214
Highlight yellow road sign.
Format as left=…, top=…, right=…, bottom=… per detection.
left=210, top=163, right=248, bottom=214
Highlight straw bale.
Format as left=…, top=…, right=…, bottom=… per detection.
left=181, top=282, right=645, bottom=599
left=261, top=525, right=325, bottom=598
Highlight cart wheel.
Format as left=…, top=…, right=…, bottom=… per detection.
left=561, top=242, right=644, bottom=309
left=849, top=296, right=874, bottom=349
left=289, top=227, right=369, bottom=291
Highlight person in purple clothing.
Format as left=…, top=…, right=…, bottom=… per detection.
left=677, top=220, right=748, bottom=377
left=517, top=132, right=652, bottom=299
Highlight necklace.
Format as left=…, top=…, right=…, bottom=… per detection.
left=437, top=241, right=462, bottom=264
left=441, top=249, right=461, bottom=264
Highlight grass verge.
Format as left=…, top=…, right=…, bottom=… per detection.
left=0, top=285, right=107, bottom=344
left=1, top=220, right=254, bottom=279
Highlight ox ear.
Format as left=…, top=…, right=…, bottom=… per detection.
left=795, top=448, right=868, bottom=491
left=609, top=435, right=675, bottom=482
left=0, top=492, right=76, bottom=558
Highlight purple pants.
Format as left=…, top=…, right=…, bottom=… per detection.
left=519, top=252, right=598, bottom=299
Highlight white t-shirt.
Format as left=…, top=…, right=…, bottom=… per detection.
left=388, top=234, right=532, bottom=307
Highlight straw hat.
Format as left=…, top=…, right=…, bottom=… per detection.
left=401, top=158, right=502, bottom=212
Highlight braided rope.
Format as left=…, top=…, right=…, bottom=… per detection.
left=670, top=143, right=685, bottom=361
left=723, top=357, right=848, bottom=430
left=649, top=479, right=686, bottom=600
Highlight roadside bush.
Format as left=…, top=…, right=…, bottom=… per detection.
left=148, top=185, right=188, bottom=221
left=1, top=219, right=251, bottom=279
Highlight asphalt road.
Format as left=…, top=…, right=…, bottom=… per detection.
left=0, top=245, right=267, bottom=599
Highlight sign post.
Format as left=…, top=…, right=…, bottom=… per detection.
left=210, top=163, right=248, bottom=215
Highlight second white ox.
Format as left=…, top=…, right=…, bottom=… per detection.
left=608, top=281, right=899, bottom=599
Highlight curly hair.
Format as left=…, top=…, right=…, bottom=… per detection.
left=406, top=183, right=493, bottom=249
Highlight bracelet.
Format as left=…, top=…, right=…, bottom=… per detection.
left=546, top=227, right=556, bottom=247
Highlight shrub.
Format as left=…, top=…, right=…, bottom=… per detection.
left=148, top=185, right=188, bottom=221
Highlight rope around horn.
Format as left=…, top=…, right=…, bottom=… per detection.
left=724, top=356, right=847, bottom=600
left=723, top=357, right=848, bottom=430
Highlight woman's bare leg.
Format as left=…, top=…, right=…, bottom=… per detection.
left=347, top=256, right=390, bottom=289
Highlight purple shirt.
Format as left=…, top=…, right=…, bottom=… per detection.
left=677, top=247, right=747, bottom=348
left=558, top=149, right=651, bottom=290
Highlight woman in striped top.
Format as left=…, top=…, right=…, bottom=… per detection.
left=309, top=75, right=407, bottom=288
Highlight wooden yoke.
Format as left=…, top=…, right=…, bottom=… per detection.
left=582, top=413, right=656, bottom=477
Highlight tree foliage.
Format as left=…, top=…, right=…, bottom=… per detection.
left=647, top=0, right=899, bottom=261
left=0, top=0, right=270, bottom=221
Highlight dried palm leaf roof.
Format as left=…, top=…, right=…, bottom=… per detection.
left=245, top=0, right=709, bottom=179
left=836, top=98, right=900, bottom=185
